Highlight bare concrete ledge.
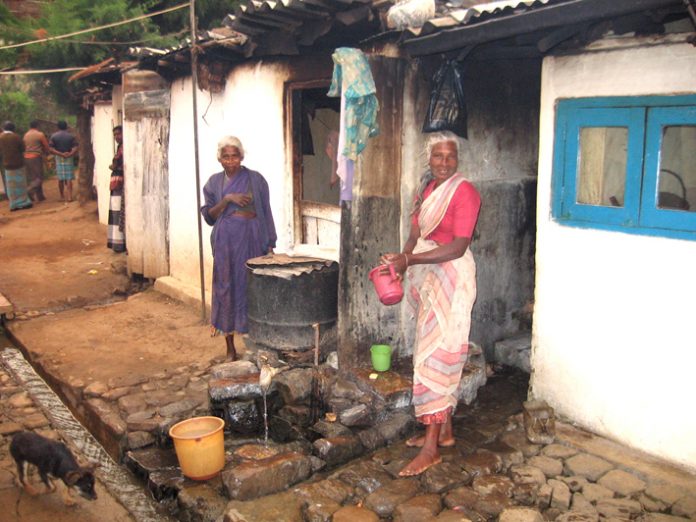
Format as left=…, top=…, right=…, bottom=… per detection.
left=154, top=276, right=211, bottom=316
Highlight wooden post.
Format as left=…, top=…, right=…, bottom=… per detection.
left=76, top=107, right=95, bottom=203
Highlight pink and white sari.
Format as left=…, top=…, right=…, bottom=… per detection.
left=407, top=173, right=477, bottom=422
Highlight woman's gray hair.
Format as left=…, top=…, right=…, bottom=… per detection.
left=217, top=136, right=245, bottom=160
left=412, top=131, right=464, bottom=216
left=424, top=131, right=463, bottom=159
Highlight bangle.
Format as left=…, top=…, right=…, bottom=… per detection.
left=403, top=253, right=409, bottom=268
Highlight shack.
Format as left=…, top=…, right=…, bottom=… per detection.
left=74, top=0, right=696, bottom=471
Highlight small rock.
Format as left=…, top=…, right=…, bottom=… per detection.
left=312, top=436, right=363, bottom=467
left=310, top=419, right=352, bottom=438
left=274, top=368, right=314, bottom=405
left=83, top=381, right=108, bottom=397
left=222, top=452, right=312, bottom=500
left=329, top=377, right=363, bottom=401
left=332, top=506, right=379, bottom=522
left=472, top=475, right=514, bottom=498
left=376, top=412, right=415, bottom=443
left=102, top=386, right=132, bottom=401
left=644, top=484, right=686, bottom=506
left=422, top=461, right=472, bottom=494
left=210, top=360, right=258, bottom=380
left=639, top=492, right=667, bottom=512
left=548, top=478, right=571, bottom=510
left=460, top=449, right=503, bottom=476
left=476, top=490, right=514, bottom=517
left=21, top=413, right=49, bottom=429
left=560, top=476, right=589, bottom=493
left=393, top=493, right=442, bottom=521
left=596, top=498, right=642, bottom=518
left=364, top=478, right=421, bottom=518
left=303, top=496, right=341, bottom=522
left=571, top=492, right=596, bottom=514
left=127, top=431, right=155, bottom=450
left=671, top=495, right=696, bottom=518
left=437, top=509, right=482, bottom=521
left=541, top=444, right=579, bottom=459
left=564, top=453, right=614, bottom=482
left=528, top=455, right=563, bottom=478
left=537, top=483, right=552, bottom=509
left=158, top=398, right=199, bottom=418
left=107, top=374, right=148, bottom=389
left=582, top=482, right=615, bottom=503
left=8, top=392, right=33, bottom=408
left=209, top=375, right=265, bottom=401
left=500, top=430, right=541, bottom=458
left=480, top=439, right=524, bottom=470
left=294, top=478, right=354, bottom=505
left=335, top=460, right=392, bottom=495
left=597, top=469, right=646, bottom=497
left=498, top=507, right=545, bottom=522
left=510, top=465, right=548, bottom=487
left=444, top=486, right=479, bottom=510
left=338, top=404, right=372, bottom=427
left=225, top=400, right=261, bottom=435
left=0, top=422, right=23, bottom=435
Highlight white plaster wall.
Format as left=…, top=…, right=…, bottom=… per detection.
left=167, top=62, right=291, bottom=293
left=92, top=102, right=115, bottom=224
left=532, top=39, right=696, bottom=471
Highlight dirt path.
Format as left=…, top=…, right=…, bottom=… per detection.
left=0, top=179, right=130, bottom=314
left=0, top=177, right=227, bottom=412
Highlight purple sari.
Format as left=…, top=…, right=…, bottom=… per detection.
left=202, top=167, right=276, bottom=334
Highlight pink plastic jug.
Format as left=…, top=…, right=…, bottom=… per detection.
left=369, top=264, right=404, bottom=306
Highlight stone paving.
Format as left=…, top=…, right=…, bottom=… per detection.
left=124, top=368, right=696, bottom=521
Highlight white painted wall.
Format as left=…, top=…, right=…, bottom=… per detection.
left=532, top=37, right=696, bottom=471
left=167, top=62, right=292, bottom=293
left=92, top=102, right=115, bottom=224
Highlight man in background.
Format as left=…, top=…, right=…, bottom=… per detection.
left=0, top=121, right=32, bottom=211
left=49, top=120, right=78, bottom=203
left=23, top=120, right=49, bottom=202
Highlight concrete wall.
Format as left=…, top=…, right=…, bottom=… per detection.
left=92, top=102, right=114, bottom=225
left=167, top=62, right=292, bottom=296
left=396, top=58, right=540, bottom=359
left=532, top=37, right=696, bottom=471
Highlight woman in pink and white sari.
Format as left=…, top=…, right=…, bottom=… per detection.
left=381, top=131, right=481, bottom=477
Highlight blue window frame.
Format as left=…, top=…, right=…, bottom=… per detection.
left=552, top=96, right=696, bottom=240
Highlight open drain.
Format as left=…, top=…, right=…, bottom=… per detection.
left=1, top=347, right=172, bottom=522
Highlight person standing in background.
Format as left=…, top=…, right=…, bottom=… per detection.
left=49, top=120, right=78, bottom=203
left=107, top=126, right=126, bottom=253
left=0, top=121, right=32, bottom=211
left=23, top=120, right=49, bottom=202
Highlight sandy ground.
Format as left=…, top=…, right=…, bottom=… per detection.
left=1, top=177, right=226, bottom=411
left=0, top=179, right=130, bottom=313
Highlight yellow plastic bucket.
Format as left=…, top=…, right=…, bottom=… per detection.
left=169, top=416, right=225, bottom=480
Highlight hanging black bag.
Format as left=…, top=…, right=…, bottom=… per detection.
left=422, top=60, right=468, bottom=138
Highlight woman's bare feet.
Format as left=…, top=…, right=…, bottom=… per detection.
left=398, top=448, right=442, bottom=476
left=405, top=434, right=455, bottom=448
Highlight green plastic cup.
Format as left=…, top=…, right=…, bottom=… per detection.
left=370, top=344, right=392, bottom=372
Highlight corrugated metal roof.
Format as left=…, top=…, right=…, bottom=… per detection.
left=406, top=0, right=557, bottom=36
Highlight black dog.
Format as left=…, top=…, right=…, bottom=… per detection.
left=10, top=431, right=98, bottom=505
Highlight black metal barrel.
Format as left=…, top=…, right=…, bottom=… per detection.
left=246, top=255, right=338, bottom=351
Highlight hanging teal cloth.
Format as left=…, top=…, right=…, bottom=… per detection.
left=327, top=47, right=380, bottom=160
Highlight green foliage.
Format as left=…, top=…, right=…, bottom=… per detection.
left=0, top=90, right=37, bottom=132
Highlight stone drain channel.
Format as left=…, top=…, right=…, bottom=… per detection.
left=1, top=347, right=171, bottom=522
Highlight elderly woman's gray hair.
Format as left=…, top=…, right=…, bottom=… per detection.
left=217, top=136, right=245, bottom=160
left=424, top=131, right=463, bottom=159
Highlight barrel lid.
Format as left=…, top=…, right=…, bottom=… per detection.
left=247, top=253, right=326, bottom=267
left=247, top=253, right=335, bottom=279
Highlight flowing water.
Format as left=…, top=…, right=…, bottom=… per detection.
left=262, top=390, right=269, bottom=446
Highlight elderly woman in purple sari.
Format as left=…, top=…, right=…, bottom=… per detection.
left=201, top=136, right=277, bottom=360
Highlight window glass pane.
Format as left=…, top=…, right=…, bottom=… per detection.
left=657, top=125, right=696, bottom=212
left=577, top=127, right=628, bottom=207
